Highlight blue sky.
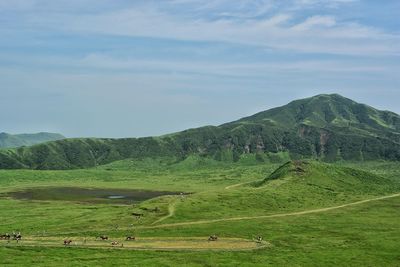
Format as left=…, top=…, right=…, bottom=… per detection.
left=1, top=0, right=399, bottom=137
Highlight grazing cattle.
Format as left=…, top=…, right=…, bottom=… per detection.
left=0, top=234, right=11, bottom=240
left=64, top=240, right=72, bottom=245
left=125, top=236, right=135, bottom=241
left=256, top=236, right=263, bottom=242
left=208, top=235, right=218, bottom=241
left=111, top=241, right=119, bottom=246
left=97, top=235, right=108, bottom=241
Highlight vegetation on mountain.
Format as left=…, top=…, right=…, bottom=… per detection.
left=1, top=94, right=400, bottom=170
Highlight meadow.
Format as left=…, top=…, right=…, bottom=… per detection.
left=0, top=157, right=399, bottom=266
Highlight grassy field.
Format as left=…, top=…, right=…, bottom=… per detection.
left=0, top=159, right=399, bottom=266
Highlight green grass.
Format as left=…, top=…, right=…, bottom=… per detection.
left=0, top=160, right=399, bottom=266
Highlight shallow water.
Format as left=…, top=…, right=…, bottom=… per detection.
left=107, top=195, right=126, bottom=199
left=3, top=187, right=184, bottom=204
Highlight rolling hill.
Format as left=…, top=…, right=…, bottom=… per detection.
left=1, top=94, right=399, bottom=170
left=144, top=160, right=399, bottom=223
left=258, top=160, right=394, bottom=193
left=0, top=132, right=65, bottom=149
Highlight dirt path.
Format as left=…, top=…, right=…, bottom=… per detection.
left=151, top=200, right=176, bottom=225
left=224, top=181, right=254, bottom=190
left=1, top=237, right=269, bottom=251
left=144, top=193, right=400, bottom=229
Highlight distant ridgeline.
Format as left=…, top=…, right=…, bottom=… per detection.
left=1, top=94, right=400, bottom=170
left=0, top=132, right=65, bottom=149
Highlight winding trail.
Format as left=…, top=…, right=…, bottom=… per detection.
left=151, top=200, right=177, bottom=225
left=145, top=193, right=400, bottom=229
left=224, top=181, right=254, bottom=190
left=152, top=180, right=253, bottom=225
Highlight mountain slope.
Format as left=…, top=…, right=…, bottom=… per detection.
left=1, top=94, right=400, bottom=170
left=221, top=94, right=400, bottom=160
left=0, top=132, right=65, bottom=149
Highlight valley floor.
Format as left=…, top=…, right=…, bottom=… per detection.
left=0, top=159, right=399, bottom=266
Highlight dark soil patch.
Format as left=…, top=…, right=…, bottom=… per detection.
left=2, top=187, right=184, bottom=204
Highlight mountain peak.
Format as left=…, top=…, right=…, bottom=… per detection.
left=304, top=93, right=356, bottom=104
left=303, top=93, right=347, bottom=100
left=234, top=93, right=399, bottom=132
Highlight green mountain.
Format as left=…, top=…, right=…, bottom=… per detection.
left=1, top=94, right=399, bottom=170
left=0, top=132, right=65, bottom=149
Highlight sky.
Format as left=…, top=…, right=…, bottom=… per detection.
left=0, top=0, right=399, bottom=138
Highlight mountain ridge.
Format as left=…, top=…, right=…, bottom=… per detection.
left=1, top=94, right=399, bottom=170
left=0, top=132, right=65, bottom=149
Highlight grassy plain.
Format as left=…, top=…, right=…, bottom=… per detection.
left=0, top=158, right=399, bottom=266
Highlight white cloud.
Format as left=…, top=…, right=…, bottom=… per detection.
left=1, top=52, right=395, bottom=79
left=1, top=0, right=399, bottom=56
left=46, top=7, right=398, bottom=56
left=77, top=54, right=393, bottom=75
left=291, top=15, right=336, bottom=31
left=294, top=0, right=358, bottom=9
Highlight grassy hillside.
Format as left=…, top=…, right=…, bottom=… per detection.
left=0, top=160, right=399, bottom=266
left=1, top=94, right=400, bottom=170
left=260, top=160, right=393, bottom=192
left=0, top=132, right=65, bottom=148
left=155, top=161, right=398, bottom=223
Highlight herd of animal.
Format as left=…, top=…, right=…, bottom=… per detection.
left=63, top=234, right=223, bottom=246
left=2, top=233, right=262, bottom=247
left=62, top=235, right=137, bottom=247
left=62, top=235, right=221, bottom=247
left=0, top=232, right=22, bottom=242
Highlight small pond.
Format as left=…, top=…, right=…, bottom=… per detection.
left=2, top=187, right=184, bottom=204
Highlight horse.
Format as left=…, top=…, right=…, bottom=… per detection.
left=125, top=236, right=135, bottom=241
left=0, top=234, right=10, bottom=240
left=131, top=212, right=143, bottom=219
left=208, top=235, right=218, bottom=241
left=97, top=235, right=108, bottom=241
left=64, top=240, right=72, bottom=245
